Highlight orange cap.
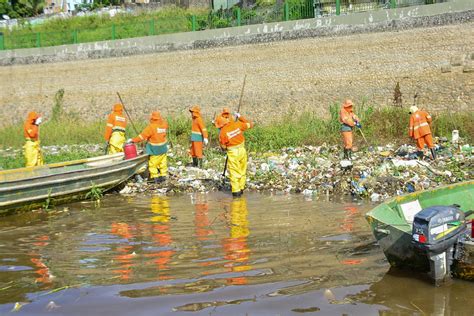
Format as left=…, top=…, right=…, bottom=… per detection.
left=189, top=105, right=201, bottom=113
left=113, top=103, right=123, bottom=112
left=343, top=100, right=353, bottom=108
left=26, top=111, right=40, bottom=123
left=222, top=107, right=230, bottom=114
left=215, top=116, right=229, bottom=129
left=150, top=111, right=162, bottom=121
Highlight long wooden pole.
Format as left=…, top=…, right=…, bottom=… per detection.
left=116, top=92, right=139, bottom=135
left=222, top=75, right=247, bottom=179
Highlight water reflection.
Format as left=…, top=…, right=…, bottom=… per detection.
left=111, top=222, right=136, bottom=281
left=223, top=197, right=251, bottom=285
left=1, top=193, right=471, bottom=315
left=147, top=195, right=175, bottom=281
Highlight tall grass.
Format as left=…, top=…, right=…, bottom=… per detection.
left=1, top=105, right=472, bottom=152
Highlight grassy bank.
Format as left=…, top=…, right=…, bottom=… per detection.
left=0, top=102, right=472, bottom=169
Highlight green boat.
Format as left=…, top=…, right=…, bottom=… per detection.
left=366, top=180, right=474, bottom=283
left=0, top=153, right=148, bottom=216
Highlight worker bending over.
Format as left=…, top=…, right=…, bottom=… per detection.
left=217, top=113, right=254, bottom=198
left=104, top=103, right=127, bottom=154
left=339, top=99, right=361, bottom=160
left=128, top=111, right=169, bottom=184
left=189, top=105, right=208, bottom=168
left=409, top=106, right=436, bottom=160
left=23, top=111, right=44, bottom=167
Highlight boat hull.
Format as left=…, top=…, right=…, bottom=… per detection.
left=0, top=154, right=148, bottom=216
left=366, top=181, right=474, bottom=281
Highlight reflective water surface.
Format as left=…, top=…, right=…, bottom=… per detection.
left=0, top=192, right=472, bottom=315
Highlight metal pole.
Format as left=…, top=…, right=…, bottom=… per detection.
left=336, top=0, right=341, bottom=16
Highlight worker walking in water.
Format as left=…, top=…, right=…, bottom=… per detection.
left=23, top=111, right=44, bottom=167
left=339, top=99, right=361, bottom=160
left=189, top=105, right=208, bottom=168
left=409, top=106, right=436, bottom=160
left=217, top=113, right=254, bottom=198
left=104, top=103, right=127, bottom=154
left=128, top=111, right=169, bottom=184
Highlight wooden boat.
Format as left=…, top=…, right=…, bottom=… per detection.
left=0, top=153, right=148, bottom=216
left=366, top=181, right=474, bottom=283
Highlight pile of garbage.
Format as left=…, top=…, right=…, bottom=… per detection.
left=121, top=139, right=473, bottom=201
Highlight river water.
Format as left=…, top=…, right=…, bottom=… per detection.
left=0, top=193, right=472, bottom=315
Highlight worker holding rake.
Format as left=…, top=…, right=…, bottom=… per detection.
left=339, top=99, right=361, bottom=160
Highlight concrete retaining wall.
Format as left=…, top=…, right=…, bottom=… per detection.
left=0, top=0, right=473, bottom=65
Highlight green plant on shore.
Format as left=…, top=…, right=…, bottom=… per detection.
left=85, top=183, right=103, bottom=207
left=51, top=89, right=65, bottom=122
left=42, top=188, right=54, bottom=210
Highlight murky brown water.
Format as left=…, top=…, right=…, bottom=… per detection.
left=0, top=192, right=472, bottom=315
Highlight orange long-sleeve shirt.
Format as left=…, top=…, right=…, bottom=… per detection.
left=219, top=116, right=253, bottom=148
left=24, top=112, right=40, bottom=141
left=409, top=110, right=432, bottom=139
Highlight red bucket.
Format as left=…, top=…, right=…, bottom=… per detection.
left=123, top=143, right=138, bottom=160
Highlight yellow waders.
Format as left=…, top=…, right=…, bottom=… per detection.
left=227, top=146, right=247, bottom=193
left=149, top=154, right=168, bottom=179
left=24, top=140, right=44, bottom=167
left=108, top=131, right=126, bottom=154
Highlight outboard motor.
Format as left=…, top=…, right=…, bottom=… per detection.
left=412, top=205, right=467, bottom=285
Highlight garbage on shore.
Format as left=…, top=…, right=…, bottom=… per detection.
left=120, top=138, right=473, bottom=202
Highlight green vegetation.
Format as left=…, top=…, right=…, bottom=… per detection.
left=42, top=188, right=54, bottom=210
left=0, top=100, right=472, bottom=170
left=85, top=183, right=103, bottom=207
left=0, top=1, right=319, bottom=50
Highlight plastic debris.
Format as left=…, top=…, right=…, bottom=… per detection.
left=111, top=139, right=472, bottom=201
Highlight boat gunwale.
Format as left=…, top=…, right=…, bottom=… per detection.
left=365, top=180, right=474, bottom=222
left=0, top=155, right=148, bottom=206
left=0, top=154, right=148, bottom=187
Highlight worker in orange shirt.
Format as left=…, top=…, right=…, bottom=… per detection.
left=214, top=107, right=231, bottom=129
left=339, top=99, right=361, bottom=160
left=23, top=111, right=44, bottom=167
left=217, top=113, right=254, bottom=197
left=104, top=103, right=127, bottom=154
left=409, top=106, right=436, bottom=160
left=128, top=111, right=169, bottom=184
left=189, top=105, right=208, bottom=168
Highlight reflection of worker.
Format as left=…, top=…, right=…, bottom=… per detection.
left=409, top=106, right=435, bottom=160
left=23, top=111, right=44, bottom=167
left=339, top=99, right=361, bottom=160
left=30, top=235, right=51, bottom=285
left=104, top=103, right=127, bottom=154
left=217, top=113, right=254, bottom=198
left=149, top=196, right=174, bottom=278
left=129, top=111, right=169, bottom=184
left=110, top=222, right=135, bottom=280
left=340, top=205, right=358, bottom=232
left=193, top=194, right=213, bottom=242
left=223, top=197, right=251, bottom=285
left=189, top=105, right=208, bottom=168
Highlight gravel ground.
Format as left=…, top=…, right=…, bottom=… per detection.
left=0, top=22, right=472, bottom=127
